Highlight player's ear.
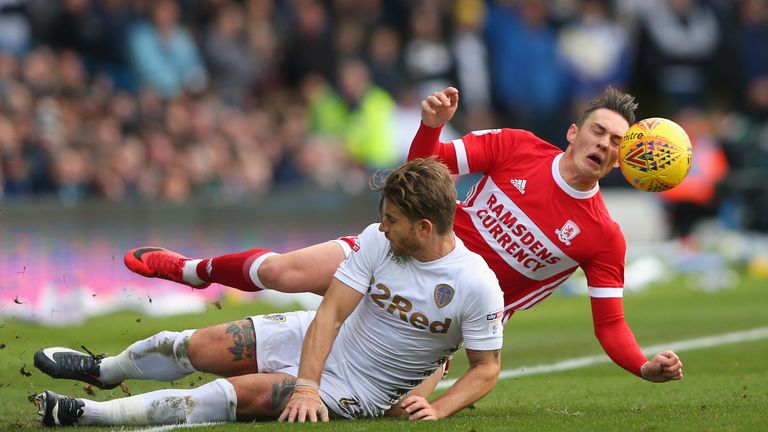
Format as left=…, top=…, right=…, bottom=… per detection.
left=566, top=124, right=578, bottom=145
left=417, top=219, right=433, bottom=235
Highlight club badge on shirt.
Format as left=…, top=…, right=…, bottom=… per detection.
left=555, top=220, right=581, bottom=246
left=434, top=284, right=454, bottom=308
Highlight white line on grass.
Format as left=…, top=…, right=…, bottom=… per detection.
left=112, top=422, right=224, bottom=432
left=438, top=326, right=768, bottom=389
left=122, top=326, right=768, bottom=432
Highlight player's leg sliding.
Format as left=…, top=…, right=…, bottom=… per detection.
left=37, top=379, right=237, bottom=427
left=34, top=323, right=302, bottom=427
left=35, top=329, right=239, bottom=427
left=35, top=330, right=197, bottom=389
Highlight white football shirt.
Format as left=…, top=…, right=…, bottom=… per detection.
left=321, top=223, right=504, bottom=418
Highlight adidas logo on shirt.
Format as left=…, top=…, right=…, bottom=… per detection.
left=510, top=179, right=527, bottom=194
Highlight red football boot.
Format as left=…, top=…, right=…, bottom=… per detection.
left=124, top=247, right=210, bottom=288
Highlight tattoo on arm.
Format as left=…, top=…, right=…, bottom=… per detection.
left=225, top=320, right=256, bottom=361
left=267, top=377, right=296, bottom=412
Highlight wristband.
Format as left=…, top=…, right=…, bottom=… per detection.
left=295, top=378, right=319, bottom=390
left=292, top=384, right=322, bottom=404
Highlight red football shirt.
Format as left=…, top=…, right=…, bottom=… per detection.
left=409, top=122, right=648, bottom=376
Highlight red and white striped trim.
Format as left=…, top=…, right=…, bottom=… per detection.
left=505, top=274, right=571, bottom=311
left=452, top=138, right=469, bottom=175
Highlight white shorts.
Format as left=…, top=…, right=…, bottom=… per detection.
left=248, top=311, right=377, bottom=419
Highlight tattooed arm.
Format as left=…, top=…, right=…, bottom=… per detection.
left=279, top=279, right=364, bottom=422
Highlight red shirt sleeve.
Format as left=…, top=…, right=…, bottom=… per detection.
left=581, top=221, right=626, bottom=292
left=408, top=122, right=458, bottom=170
left=590, top=297, right=648, bottom=377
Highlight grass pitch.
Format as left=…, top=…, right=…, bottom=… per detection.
left=1, top=273, right=767, bottom=431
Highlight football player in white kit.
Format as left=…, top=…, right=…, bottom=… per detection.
left=33, top=158, right=504, bottom=426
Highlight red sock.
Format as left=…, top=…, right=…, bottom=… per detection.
left=196, top=249, right=271, bottom=292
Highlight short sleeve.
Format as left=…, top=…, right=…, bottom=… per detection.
left=333, top=224, right=384, bottom=295
left=583, top=224, right=626, bottom=298
left=459, top=268, right=505, bottom=351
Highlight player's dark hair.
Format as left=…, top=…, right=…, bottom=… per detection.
left=576, top=86, right=638, bottom=127
left=370, top=157, right=456, bottom=235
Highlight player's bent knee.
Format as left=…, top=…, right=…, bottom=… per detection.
left=256, top=255, right=286, bottom=291
left=187, top=323, right=247, bottom=370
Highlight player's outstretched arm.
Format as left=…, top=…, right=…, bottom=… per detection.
left=421, top=87, right=459, bottom=128
left=401, top=349, right=501, bottom=420
left=279, top=279, right=363, bottom=423
left=590, top=297, right=652, bottom=376
left=409, top=87, right=460, bottom=162
left=641, top=350, right=683, bottom=383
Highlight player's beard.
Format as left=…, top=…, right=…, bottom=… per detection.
left=389, top=235, right=420, bottom=258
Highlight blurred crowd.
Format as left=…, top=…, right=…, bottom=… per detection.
left=0, top=0, right=767, bottom=232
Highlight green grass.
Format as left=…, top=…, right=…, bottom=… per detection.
left=1, top=273, right=767, bottom=431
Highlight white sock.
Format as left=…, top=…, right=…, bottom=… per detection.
left=182, top=259, right=206, bottom=286
left=78, top=378, right=237, bottom=425
left=99, top=330, right=196, bottom=384
left=248, top=252, right=277, bottom=290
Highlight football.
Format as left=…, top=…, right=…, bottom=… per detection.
left=619, top=117, right=693, bottom=192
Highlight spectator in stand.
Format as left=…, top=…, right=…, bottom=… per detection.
left=128, top=0, right=208, bottom=98
left=403, top=2, right=454, bottom=99
left=451, top=0, right=492, bottom=114
left=45, top=0, right=108, bottom=63
left=634, top=0, right=722, bottom=112
left=202, top=1, right=261, bottom=106
left=0, top=0, right=31, bottom=57
left=281, top=0, right=336, bottom=89
left=92, top=0, right=139, bottom=91
left=366, top=25, right=405, bottom=95
left=334, top=19, right=367, bottom=61
left=335, top=59, right=397, bottom=170
left=242, top=0, right=278, bottom=97
left=484, top=0, right=568, bottom=145
left=735, top=0, right=768, bottom=112
left=558, top=0, right=631, bottom=106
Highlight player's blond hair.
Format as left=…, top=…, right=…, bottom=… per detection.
left=370, top=157, right=456, bottom=235
left=576, top=86, right=638, bottom=126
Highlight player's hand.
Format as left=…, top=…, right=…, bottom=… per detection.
left=278, top=382, right=329, bottom=423
left=641, top=350, right=683, bottom=383
left=400, top=395, right=439, bottom=420
left=421, top=87, right=459, bottom=128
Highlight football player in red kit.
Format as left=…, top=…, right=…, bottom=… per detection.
left=126, top=86, right=682, bottom=384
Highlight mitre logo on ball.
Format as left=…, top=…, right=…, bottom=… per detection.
left=619, top=117, right=693, bottom=192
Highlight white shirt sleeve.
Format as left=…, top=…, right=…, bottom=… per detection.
left=333, top=223, right=384, bottom=295
left=459, top=265, right=505, bottom=351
